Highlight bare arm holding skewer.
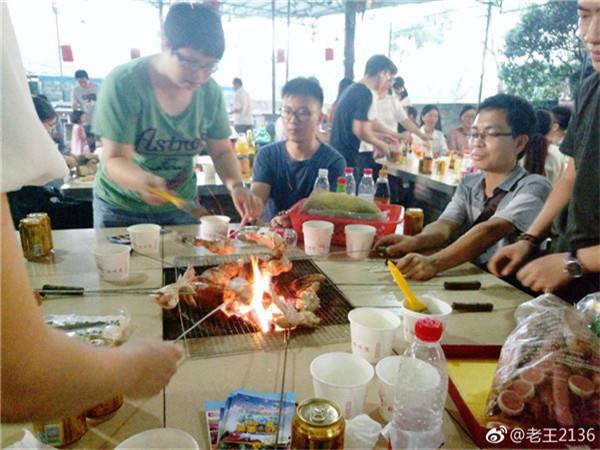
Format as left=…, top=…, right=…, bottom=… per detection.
left=1, top=195, right=183, bottom=422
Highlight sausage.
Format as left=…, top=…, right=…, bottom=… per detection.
left=552, top=364, right=575, bottom=427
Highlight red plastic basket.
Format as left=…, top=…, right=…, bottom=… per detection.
left=288, top=198, right=404, bottom=246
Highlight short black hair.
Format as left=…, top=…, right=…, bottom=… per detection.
left=71, top=110, right=86, bottom=125
left=364, top=54, right=397, bottom=77
left=164, top=3, right=225, bottom=59
left=535, top=109, right=553, bottom=136
left=551, top=105, right=572, bottom=131
left=478, top=94, right=537, bottom=160
left=406, top=106, right=418, bottom=119
left=281, top=77, right=323, bottom=106
left=74, top=69, right=88, bottom=79
left=233, top=77, right=242, bottom=86
left=478, top=94, right=536, bottom=139
left=392, top=76, right=405, bottom=89
left=32, top=96, right=56, bottom=122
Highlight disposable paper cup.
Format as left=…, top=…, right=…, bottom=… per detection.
left=310, top=352, right=374, bottom=418
left=402, top=294, right=452, bottom=343
left=375, top=355, right=404, bottom=422
left=93, top=244, right=130, bottom=281
left=303, top=220, right=334, bottom=256
left=116, top=428, right=199, bottom=449
left=345, top=224, right=376, bottom=259
left=348, top=308, right=401, bottom=363
left=200, top=215, right=231, bottom=241
left=127, top=223, right=161, bottom=254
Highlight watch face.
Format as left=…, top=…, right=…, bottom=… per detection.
left=566, top=259, right=584, bottom=278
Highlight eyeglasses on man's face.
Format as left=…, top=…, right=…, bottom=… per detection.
left=467, top=129, right=514, bottom=142
left=173, top=50, right=219, bottom=74
left=280, top=107, right=314, bottom=123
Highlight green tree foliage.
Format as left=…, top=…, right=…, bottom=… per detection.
left=500, top=1, right=584, bottom=102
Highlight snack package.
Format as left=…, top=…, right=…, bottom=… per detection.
left=485, top=294, right=600, bottom=430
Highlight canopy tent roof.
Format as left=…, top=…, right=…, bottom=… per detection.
left=148, top=0, right=437, bottom=19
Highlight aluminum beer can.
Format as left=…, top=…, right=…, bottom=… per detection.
left=27, top=212, right=54, bottom=250
left=18, top=217, right=52, bottom=260
left=404, top=208, right=424, bottom=236
left=291, top=398, right=344, bottom=449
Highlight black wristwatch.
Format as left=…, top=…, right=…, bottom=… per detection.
left=564, top=250, right=585, bottom=278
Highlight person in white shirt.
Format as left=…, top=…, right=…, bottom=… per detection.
left=231, top=77, right=253, bottom=133
left=412, top=104, right=449, bottom=156
left=1, top=3, right=182, bottom=422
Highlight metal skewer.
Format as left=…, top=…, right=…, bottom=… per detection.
left=273, top=327, right=292, bottom=449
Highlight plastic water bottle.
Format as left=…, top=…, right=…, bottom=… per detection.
left=313, top=168, right=330, bottom=193
left=344, top=167, right=356, bottom=196
left=357, top=168, right=375, bottom=202
left=388, top=318, right=448, bottom=450
left=374, top=166, right=391, bottom=205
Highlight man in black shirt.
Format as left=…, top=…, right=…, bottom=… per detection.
left=488, top=0, right=599, bottom=303
left=329, top=55, right=398, bottom=173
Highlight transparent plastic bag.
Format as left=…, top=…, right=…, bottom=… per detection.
left=485, top=293, right=600, bottom=429
left=45, top=308, right=131, bottom=346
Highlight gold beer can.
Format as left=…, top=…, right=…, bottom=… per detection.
left=291, top=398, right=345, bottom=450
left=404, top=208, right=424, bottom=236
left=19, top=217, right=52, bottom=260
left=27, top=212, right=54, bottom=250
left=32, top=413, right=88, bottom=447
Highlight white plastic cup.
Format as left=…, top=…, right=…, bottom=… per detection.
left=310, top=352, right=374, bottom=418
left=402, top=294, right=452, bottom=343
left=375, top=355, right=404, bottom=421
left=345, top=224, right=376, bottom=259
left=127, top=223, right=161, bottom=254
left=93, top=244, right=130, bottom=281
left=348, top=307, right=401, bottom=363
left=200, top=215, right=231, bottom=241
left=303, top=220, right=334, bottom=256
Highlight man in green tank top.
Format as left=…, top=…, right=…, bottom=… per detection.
left=92, top=3, right=263, bottom=227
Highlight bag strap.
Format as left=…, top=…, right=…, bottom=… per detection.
left=469, top=172, right=529, bottom=229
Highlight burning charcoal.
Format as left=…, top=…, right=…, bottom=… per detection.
left=191, top=282, right=224, bottom=310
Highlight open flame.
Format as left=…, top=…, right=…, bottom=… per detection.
left=222, top=256, right=285, bottom=333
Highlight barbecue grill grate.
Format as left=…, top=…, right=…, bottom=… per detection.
left=162, top=257, right=353, bottom=358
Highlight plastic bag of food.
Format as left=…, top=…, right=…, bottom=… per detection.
left=45, top=308, right=131, bottom=346
left=485, top=294, right=600, bottom=430
left=576, top=291, right=600, bottom=337
left=301, top=192, right=387, bottom=221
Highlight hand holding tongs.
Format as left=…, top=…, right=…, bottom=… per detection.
left=146, top=186, right=209, bottom=219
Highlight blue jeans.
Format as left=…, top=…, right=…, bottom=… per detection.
left=93, top=193, right=198, bottom=228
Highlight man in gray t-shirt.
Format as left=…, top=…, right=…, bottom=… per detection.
left=71, top=69, right=99, bottom=123
left=374, top=94, right=551, bottom=281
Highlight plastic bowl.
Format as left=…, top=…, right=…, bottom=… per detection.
left=115, top=428, right=199, bottom=449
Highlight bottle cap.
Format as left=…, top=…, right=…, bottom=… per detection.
left=344, top=167, right=354, bottom=174
left=318, top=168, right=329, bottom=177
left=336, top=176, right=346, bottom=185
left=414, top=318, right=443, bottom=342
left=363, top=168, right=373, bottom=175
